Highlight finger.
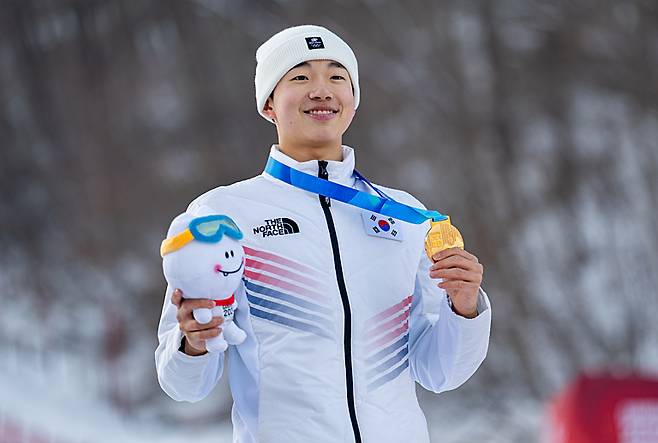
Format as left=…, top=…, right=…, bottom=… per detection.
left=437, top=279, right=479, bottom=292
left=185, top=329, right=220, bottom=350
left=179, top=298, right=216, bottom=317
left=430, top=268, right=481, bottom=283
left=431, top=247, right=463, bottom=262
left=187, top=327, right=221, bottom=345
left=181, top=316, right=224, bottom=333
left=431, top=256, right=483, bottom=273
left=171, top=289, right=183, bottom=307
left=434, top=247, right=479, bottom=263
left=430, top=256, right=480, bottom=272
left=176, top=299, right=214, bottom=325
left=432, top=247, right=479, bottom=263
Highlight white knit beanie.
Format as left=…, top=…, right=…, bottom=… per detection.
left=255, top=25, right=360, bottom=123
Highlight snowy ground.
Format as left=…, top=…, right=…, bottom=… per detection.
left=0, top=356, right=544, bottom=443
left=0, top=361, right=233, bottom=443
left=423, top=391, right=543, bottom=442
left=0, top=307, right=543, bottom=443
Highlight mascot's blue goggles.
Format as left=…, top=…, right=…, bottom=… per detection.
left=160, top=215, right=243, bottom=257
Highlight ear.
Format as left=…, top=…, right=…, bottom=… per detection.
left=262, top=96, right=277, bottom=123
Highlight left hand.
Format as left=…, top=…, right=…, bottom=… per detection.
left=429, top=247, right=483, bottom=318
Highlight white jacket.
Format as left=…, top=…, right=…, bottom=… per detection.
left=155, top=145, right=492, bottom=443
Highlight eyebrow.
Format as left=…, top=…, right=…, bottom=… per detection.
left=291, top=61, right=346, bottom=70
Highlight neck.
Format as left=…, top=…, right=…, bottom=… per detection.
left=277, top=141, right=343, bottom=162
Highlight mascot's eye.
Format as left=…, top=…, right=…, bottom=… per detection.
left=225, top=251, right=229, bottom=259
left=230, top=250, right=234, bottom=257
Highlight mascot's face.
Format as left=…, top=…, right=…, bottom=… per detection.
left=211, top=237, right=245, bottom=286
left=162, top=212, right=245, bottom=299
left=163, top=236, right=245, bottom=298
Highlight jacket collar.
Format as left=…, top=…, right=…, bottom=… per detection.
left=263, top=144, right=357, bottom=187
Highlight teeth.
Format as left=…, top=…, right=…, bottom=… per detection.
left=307, top=110, right=335, bottom=115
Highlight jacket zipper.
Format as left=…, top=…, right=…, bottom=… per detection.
left=318, top=160, right=363, bottom=443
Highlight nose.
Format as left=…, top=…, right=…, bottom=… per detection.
left=308, top=81, right=333, bottom=101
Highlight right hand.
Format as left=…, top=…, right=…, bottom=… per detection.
left=171, top=289, right=224, bottom=356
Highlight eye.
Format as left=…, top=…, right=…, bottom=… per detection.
left=225, top=251, right=229, bottom=259
left=331, top=75, right=346, bottom=80
left=230, top=250, right=234, bottom=257
left=291, top=75, right=308, bottom=81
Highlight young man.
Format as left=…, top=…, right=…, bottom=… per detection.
left=156, top=25, right=491, bottom=443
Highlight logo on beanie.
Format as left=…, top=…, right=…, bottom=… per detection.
left=305, top=37, right=324, bottom=50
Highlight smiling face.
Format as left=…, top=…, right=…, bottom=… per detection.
left=213, top=243, right=244, bottom=277
left=262, top=59, right=356, bottom=158
left=204, top=237, right=244, bottom=296
left=163, top=236, right=245, bottom=299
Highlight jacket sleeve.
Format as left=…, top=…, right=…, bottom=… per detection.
left=154, top=284, right=225, bottom=402
left=408, top=251, right=492, bottom=393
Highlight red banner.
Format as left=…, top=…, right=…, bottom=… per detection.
left=543, top=373, right=658, bottom=443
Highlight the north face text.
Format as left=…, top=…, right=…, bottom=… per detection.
left=253, top=218, right=300, bottom=237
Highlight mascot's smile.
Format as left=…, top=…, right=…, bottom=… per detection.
left=220, top=261, right=243, bottom=277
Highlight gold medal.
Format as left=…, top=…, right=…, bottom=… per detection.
left=424, top=216, right=464, bottom=261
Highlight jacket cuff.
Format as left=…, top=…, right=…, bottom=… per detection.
left=171, top=329, right=214, bottom=363
left=446, top=287, right=491, bottom=321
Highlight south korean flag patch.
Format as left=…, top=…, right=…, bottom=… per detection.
left=361, top=212, right=404, bottom=242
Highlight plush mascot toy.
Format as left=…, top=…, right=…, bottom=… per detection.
left=160, top=207, right=247, bottom=352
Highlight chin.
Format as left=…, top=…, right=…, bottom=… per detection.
left=306, top=128, right=344, bottom=142
left=306, top=137, right=340, bottom=148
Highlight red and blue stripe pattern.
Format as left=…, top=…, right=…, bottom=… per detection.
left=242, top=246, right=334, bottom=340
left=361, top=295, right=413, bottom=391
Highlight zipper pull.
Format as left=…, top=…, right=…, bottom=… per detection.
left=317, top=160, right=331, bottom=207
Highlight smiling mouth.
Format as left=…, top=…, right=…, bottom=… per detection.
left=303, top=109, right=338, bottom=122
left=303, top=109, right=338, bottom=115
left=220, top=261, right=243, bottom=277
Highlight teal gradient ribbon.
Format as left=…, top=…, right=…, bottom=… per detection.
left=265, top=157, right=447, bottom=224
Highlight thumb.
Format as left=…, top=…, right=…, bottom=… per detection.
left=171, top=288, right=183, bottom=307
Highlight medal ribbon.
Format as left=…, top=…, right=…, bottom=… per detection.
left=265, top=157, right=447, bottom=224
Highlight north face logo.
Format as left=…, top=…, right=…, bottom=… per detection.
left=253, top=218, right=300, bottom=237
